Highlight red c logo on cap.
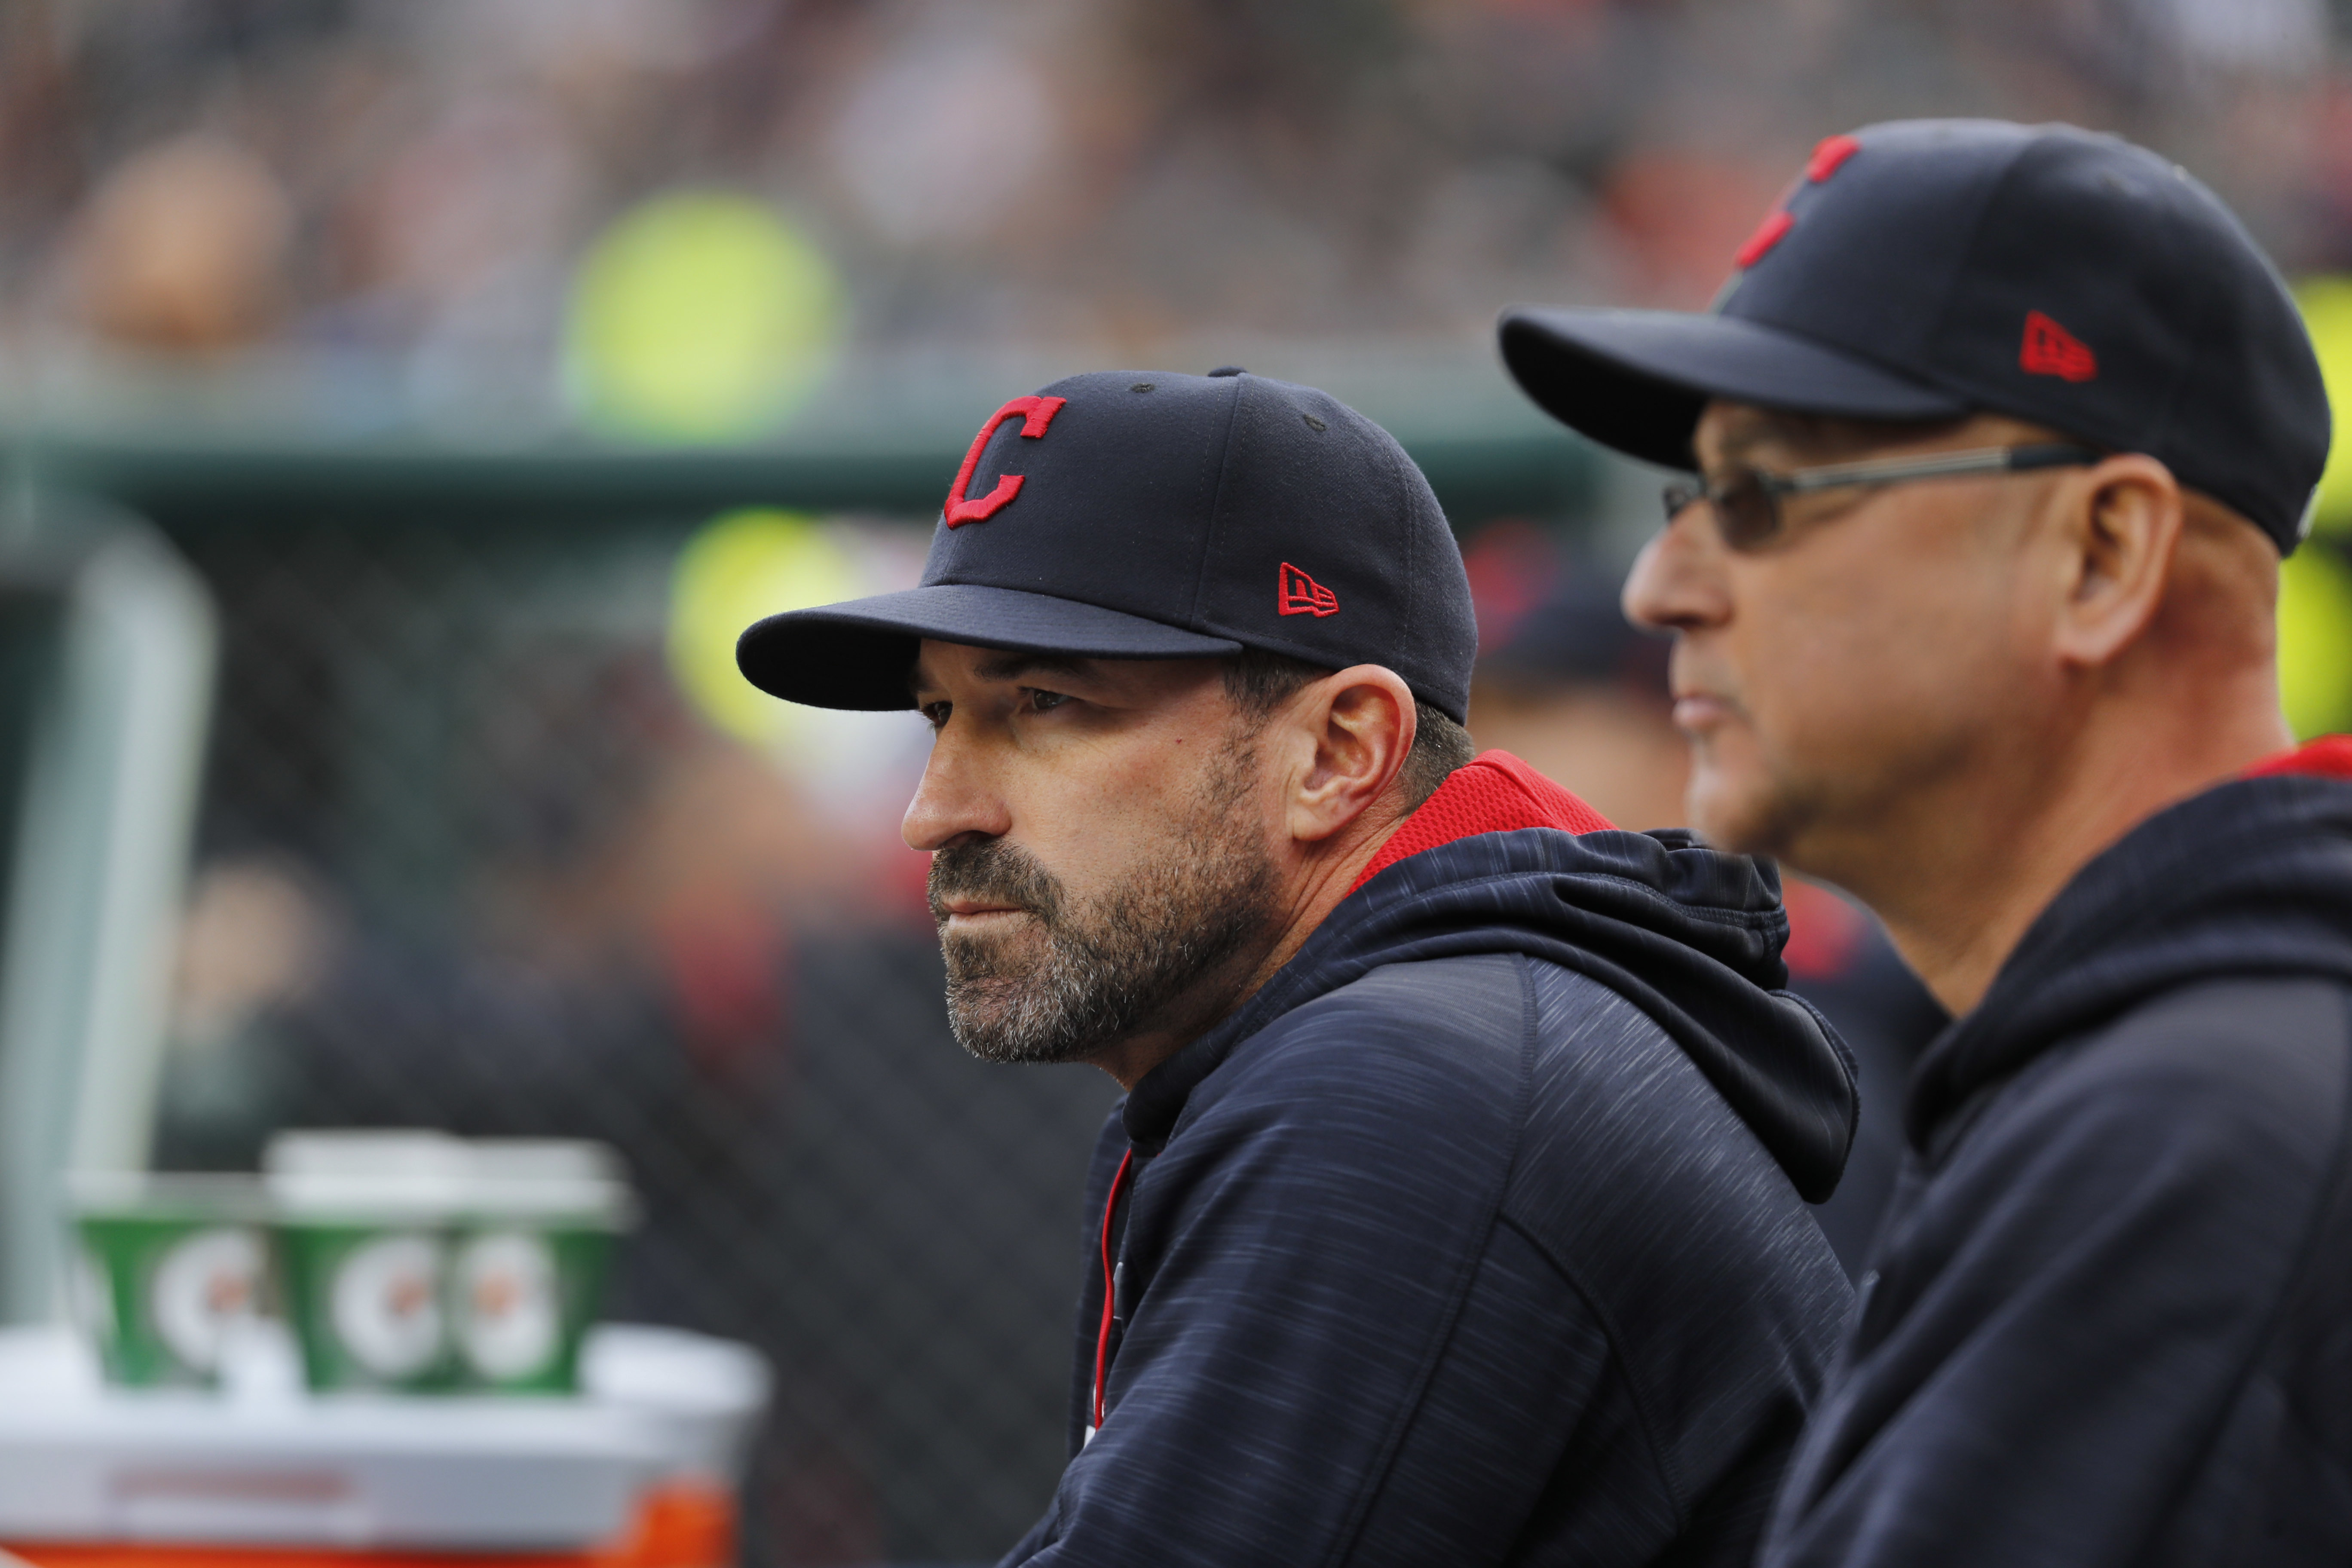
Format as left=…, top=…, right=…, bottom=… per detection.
left=944, top=395, right=1068, bottom=527
left=1731, top=133, right=1864, bottom=272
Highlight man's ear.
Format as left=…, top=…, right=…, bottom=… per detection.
left=2050, top=454, right=2185, bottom=670
left=1274, top=665, right=1417, bottom=846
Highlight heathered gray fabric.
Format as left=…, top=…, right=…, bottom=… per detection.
left=1762, top=771, right=2352, bottom=1566
left=1000, top=824, right=1857, bottom=1566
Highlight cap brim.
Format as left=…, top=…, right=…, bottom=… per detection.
left=737, top=584, right=1244, bottom=710
left=1498, top=306, right=1971, bottom=469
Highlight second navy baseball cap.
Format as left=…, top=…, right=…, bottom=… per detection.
left=738, top=368, right=1478, bottom=720
left=1499, top=119, right=2331, bottom=551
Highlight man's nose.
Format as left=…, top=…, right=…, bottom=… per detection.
left=1622, top=511, right=1731, bottom=634
left=902, top=732, right=1012, bottom=852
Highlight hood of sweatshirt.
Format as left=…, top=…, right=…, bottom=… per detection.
left=1907, top=735, right=2352, bottom=1160
left=1124, top=751, right=1861, bottom=1202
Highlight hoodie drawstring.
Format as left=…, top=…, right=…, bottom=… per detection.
left=1090, top=1148, right=1135, bottom=1438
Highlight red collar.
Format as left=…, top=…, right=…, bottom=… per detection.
left=2243, top=735, right=2352, bottom=781
left=1349, top=751, right=1615, bottom=896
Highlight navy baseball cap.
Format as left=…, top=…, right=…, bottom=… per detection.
left=737, top=368, right=1478, bottom=720
left=1500, top=119, right=2331, bottom=551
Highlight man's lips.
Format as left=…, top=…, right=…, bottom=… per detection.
left=937, top=900, right=1031, bottom=922
left=1671, top=692, right=1738, bottom=732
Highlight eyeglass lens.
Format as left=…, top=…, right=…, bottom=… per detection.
left=1660, top=471, right=1781, bottom=550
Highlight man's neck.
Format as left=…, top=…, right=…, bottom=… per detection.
left=1086, top=796, right=1415, bottom=1092
left=1837, top=692, right=2293, bottom=1017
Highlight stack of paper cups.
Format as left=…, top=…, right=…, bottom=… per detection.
left=66, top=1173, right=273, bottom=1389
left=265, top=1132, right=635, bottom=1394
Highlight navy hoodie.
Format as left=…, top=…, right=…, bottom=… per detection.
left=1761, top=739, right=2352, bottom=1567
left=1000, top=753, right=1859, bottom=1566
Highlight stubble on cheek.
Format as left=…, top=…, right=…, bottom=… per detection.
left=1682, top=704, right=1818, bottom=861
left=924, top=735, right=1277, bottom=1066
left=928, top=839, right=1079, bottom=1060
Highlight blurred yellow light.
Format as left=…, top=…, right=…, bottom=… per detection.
left=668, top=508, right=858, bottom=747
left=2280, top=542, right=2352, bottom=741
left=2294, top=276, right=2352, bottom=539
left=567, top=192, right=844, bottom=443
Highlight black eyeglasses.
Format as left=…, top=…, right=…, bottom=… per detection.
left=1661, top=443, right=2105, bottom=551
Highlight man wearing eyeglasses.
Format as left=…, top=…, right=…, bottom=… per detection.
left=1502, top=120, right=2352, bottom=1565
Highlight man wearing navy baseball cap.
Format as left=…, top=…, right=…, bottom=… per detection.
left=1504, top=119, right=2352, bottom=1564
left=740, top=367, right=1859, bottom=1565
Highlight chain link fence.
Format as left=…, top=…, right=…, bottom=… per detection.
left=138, top=501, right=1122, bottom=1568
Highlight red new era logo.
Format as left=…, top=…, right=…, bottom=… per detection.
left=1277, top=563, right=1338, bottom=618
left=2020, top=311, right=2097, bottom=382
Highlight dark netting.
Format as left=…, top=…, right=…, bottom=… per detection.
left=150, top=516, right=1119, bottom=1568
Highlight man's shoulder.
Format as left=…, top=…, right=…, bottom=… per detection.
left=1222, top=951, right=1684, bottom=1100
left=2003, top=974, right=2352, bottom=1162
left=1899, top=976, right=2352, bottom=1302
left=1305, top=949, right=1529, bottom=1025
left=1179, top=953, right=1850, bottom=1386
left=1246, top=950, right=1684, bottom=1054
left=1198, top=953, right=1776, bottom=1183
left=1192, top=954, right=1530, bottom=1133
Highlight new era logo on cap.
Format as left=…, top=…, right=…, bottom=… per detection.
left=2019, top=310, right=2097, bottom=382
left=1277, top=563, right=1339, bottom=618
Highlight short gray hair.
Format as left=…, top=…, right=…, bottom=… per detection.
left=1219, top=647, right=1475, bottom=807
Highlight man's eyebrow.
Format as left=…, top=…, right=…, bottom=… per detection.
left=973, top=651, right=1096, bottom=684
left=1703, top=415, right=1772, bottom=469
left=904, top=649, right=1096, bottom=702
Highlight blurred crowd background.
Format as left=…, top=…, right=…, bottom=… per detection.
left=8, top=0, right=2352, bottom=418
left=5, top=2, right=2352, bottom=1566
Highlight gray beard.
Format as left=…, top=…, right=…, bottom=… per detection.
left=928, top=748, right=1277, bottom=1066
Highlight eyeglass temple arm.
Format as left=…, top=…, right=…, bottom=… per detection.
left=1771, top=443, right=2106, bottom=496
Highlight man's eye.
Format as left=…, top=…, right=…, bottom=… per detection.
left=919, top=701, right=951, bottom=729
left=1023, top=689, right=1071, bottom=714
